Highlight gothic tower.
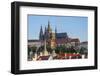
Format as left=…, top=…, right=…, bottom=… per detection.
left=39, top=26, right=43, bottom=40
left=47, top=21, right=52, bottom=33
left=55, top=27, right=57, bottom=38
left=46, top=21, right=56, bottom=49
left=44, top=26, right=47, bottom=39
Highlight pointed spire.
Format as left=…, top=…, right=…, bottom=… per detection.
left=55, top=27, right=57, bottom=33
left=44, top=26, right=46, bottom=34
left=39, top=25, right=43, bottom=40
left=44, top=26, right=47, bottom=39
left=48, top=20, right=50, bottom=29
left=55, top=27, right=57, bottom=39
left=40, top=25, right=43, bottom=34
left=47, top=20, right=52, bottom=33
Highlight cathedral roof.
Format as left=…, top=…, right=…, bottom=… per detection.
left=56, top=33, right=68, bottom=39
left=28, top=40, right=45, bottom=43
left=56, top=38, right=67, bottom=44
left=28, top=40, right=40, bottom=42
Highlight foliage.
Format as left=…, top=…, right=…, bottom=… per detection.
left=31, top=46, right=37, bottom=53
left=46, top=45, right=52, bottom=53
left=28, top=46, right=31, bottom=56
left=38, top=45, right=44, bottom=52
left=55, top=45, right=66, bottom=54
left=79, top=47, right=87, bottom=54
left=55, top=45, right=79, bottom=54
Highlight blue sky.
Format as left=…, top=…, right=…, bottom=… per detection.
left=28, top=15, right=88, bottom=42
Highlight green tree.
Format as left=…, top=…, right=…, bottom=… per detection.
left=70, top=46, right=77, bottom=53
left=28, top=46, right=31, bottom=56
left=31, top=46, right=37, bottom=53
left=38, top=45, right=44, bottom=52
left=46, top=45, right=52, bottom=54
left=55, top=45, right=67, bottom=54
left=60, top=45, right=67, bottom=53
left=79, top=47, right=87, bottom=54
left=55, top=46, right=61, bottom=54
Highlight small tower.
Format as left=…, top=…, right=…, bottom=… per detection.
left=55, top=27, right=57, bottom=33
left=39, top=26, right=43, bottom=40
left=55, top=27, right=57, bottom=38
left=48, top=21, right=50, bottom=29
left=47, top=21, right=52, bottom=33
left=44, top=26, right=47, bottom=39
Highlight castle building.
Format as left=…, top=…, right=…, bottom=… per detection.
left=28, top=21, right=80, bottom=48
left=39, top=21, right=70, bottom=48
left=28, top=21, right=80, bottom=60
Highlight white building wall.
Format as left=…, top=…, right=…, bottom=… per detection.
left=28, top=42, right=42, bottom=47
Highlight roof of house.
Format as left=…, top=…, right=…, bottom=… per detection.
left=80, top=41, right=88, bottom=44
left=37, top=55, right=50, bottom=60
left=28, top=40, right=40, bottom=42
left=56, top=38, right=67, bottom=44
left=71, top=38, right=80, bottom=42
left=56, top=33, right=68, bottom=39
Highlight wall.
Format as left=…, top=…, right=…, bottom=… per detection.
left=0, top=0, right=99, bottom=76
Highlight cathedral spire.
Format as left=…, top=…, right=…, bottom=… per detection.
left=48, top=20, right=50, bottom=29
left=44, top=26, right=46, bottom=34
left=47, top=20, right=52, bottom=33
left=55, top=27, right=57, bottom=33
left=39, top=25, right=43, bottom=40
left=55, top=27, right=57, bottom=39
left=44, top=26, right=47, bottom=39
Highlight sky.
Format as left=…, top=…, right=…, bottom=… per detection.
left=28, top=15, right=88, bottom=42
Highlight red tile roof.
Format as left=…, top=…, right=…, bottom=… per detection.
left=37, top=55, right=50, bottom=60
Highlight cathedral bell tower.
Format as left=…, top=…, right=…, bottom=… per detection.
left=47, top=21, right=52, bottom=34
left=46, top=21, right=56, bottom=49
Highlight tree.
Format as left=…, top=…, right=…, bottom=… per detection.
left=28, top=46, right=31, bottom=56
left=55, top=45, right=67, bottom=54
left=70, top=46, right=77, bottom=53
left=60, top=45, right=67, bottom=53
left=79, top=47, right=87, bottom=54
left=31, top=45, right=37, bottom=53
left=46, top=45, right=52, bottom=54
left=38, top=45, right=44, bottom=52
left=55, top=46, right=61, bottom=54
